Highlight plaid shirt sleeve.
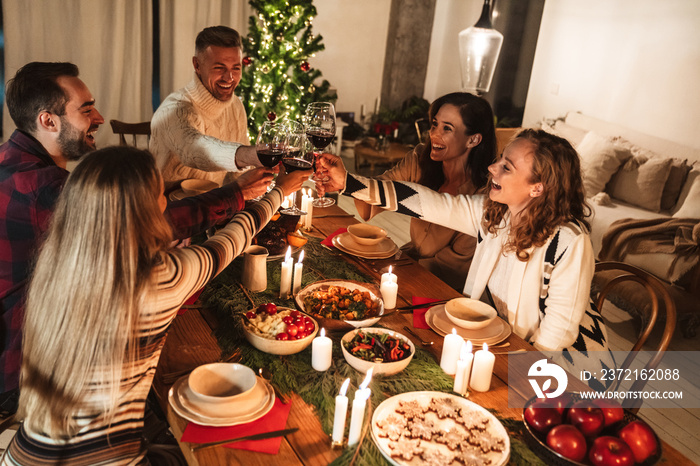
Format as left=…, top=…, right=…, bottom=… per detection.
left=164, top=183, right=246, bottom=240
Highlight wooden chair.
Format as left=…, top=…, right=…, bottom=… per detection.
left=109, top=120, right=151, bottom=147
left=593, top=261, right=677, bottom=411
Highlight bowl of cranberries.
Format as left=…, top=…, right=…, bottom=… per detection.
left=242, top=303, right=318, bottom=355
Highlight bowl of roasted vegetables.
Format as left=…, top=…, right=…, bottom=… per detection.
left=296, top=280, right=384, bottom=328
left=341, top=328, right=415, bottom=375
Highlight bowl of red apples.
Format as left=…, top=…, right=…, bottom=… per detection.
left=522, top=392, right=661, bottom=466
left=242, top=303, right=318, bottom=355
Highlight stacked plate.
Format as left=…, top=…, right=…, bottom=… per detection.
left=425, top=304, right=512, bottom=345
left=168, top=375, right=275, bottom=426
left=332, top=232, right=399, bottom=259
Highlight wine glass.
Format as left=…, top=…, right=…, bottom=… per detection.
left=256, top=121, right=288, bottom=168
left=280, top=120, right=313, bottom=215
left=304, top=102, right=336, bottom=208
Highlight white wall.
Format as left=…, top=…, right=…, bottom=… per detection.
left=310, top=0, right=391, bottom=121
left=523, top=0, right=700, bottom=150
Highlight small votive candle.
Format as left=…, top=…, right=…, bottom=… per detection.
left=279, top=246, right=293, bottom=298
left=331, top=378, right=351, bottom=446
left=470, top=343, right=496, bottom=392
left=292, top=250, right=304, bottom=295
left=379, top=279, right=398, bottom=309
left=311, top=328, right=332, bottom=371
left=453, top=340, right=473, bottom=396
left=348, top=369, right=373, bottom=446
left=440, top=329, right=464, bottom=375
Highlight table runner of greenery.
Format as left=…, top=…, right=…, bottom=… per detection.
left=199, top=236, right=543, bottom=465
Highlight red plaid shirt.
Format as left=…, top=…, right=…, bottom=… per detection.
left=0, top=130, right=244, bottom=392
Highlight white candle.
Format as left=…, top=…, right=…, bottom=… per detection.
left=292, top=250, right=304, bottom=295
left=304, top=190, right=314, bottom=230
left=331, top=378, right=351, bottom=445
left=470, top=343, right=496, bottom=392
left=348, top=369, right=373, bottom=446
left=380, top=266, right=397, bottom=285
left=440, top=329, right=464, bottom=375
left=279, top=246, right=293, bottom=298
left=380, top=280, right=398, bottom=309
left=453, top=340, right=474, bottom=396
left=300, top=189, right=310, bottom=224
left=311, top=328, right=332, bottom=371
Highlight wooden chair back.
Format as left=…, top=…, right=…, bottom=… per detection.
left=593, top=261, right=677, bottom=412
left=109, top=120, right=151, bottom=147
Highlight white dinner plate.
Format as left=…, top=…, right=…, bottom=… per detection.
left=295, top=279, right=384, bottom=328
left=371, top=391, right=510, bottom=466
left=425, top=304, right=511, bottom=345
left=168, top=375, right=275, bottom=427
left=333, top=233, right=399, bottom=259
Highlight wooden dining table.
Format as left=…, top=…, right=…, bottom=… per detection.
left=151, top=202, right=693, bottom=465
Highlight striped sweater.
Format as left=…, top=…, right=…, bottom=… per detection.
left=1, top=188, right=282, bottom=465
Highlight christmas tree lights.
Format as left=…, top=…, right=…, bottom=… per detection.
left=238, top=0, right=336, bottom=138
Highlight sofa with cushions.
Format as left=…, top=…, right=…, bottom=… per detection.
left=540, top=112, right=700, bottom=337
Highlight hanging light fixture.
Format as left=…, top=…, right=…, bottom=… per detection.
left=458, top=0, right=503, bottom=96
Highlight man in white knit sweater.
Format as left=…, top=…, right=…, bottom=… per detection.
left=150, top=26, right=261, bottom=186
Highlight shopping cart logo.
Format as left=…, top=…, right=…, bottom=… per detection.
left=528, top=359, right=568, bottom=399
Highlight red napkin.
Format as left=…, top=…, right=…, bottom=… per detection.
left=321, top=227, right=347, bottom=248
left=411, top=296, right=440, bottom=329
left=181, top=397, right=292, bottom=454
left=178, top=287, right=204, bottom=315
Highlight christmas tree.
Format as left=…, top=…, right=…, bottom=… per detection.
left=239, top=0, right=337, bottom=138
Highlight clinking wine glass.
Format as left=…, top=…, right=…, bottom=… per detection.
left=280, top=120, right=313, bottom=216
left=304, top=102, right=336, bottom=208
left=255, top=121, right=288, bottom=195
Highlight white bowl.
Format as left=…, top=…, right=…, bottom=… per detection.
left=444, top=297, right=497, bottom=330
left=188, top=363, right=257, bottom=404
left=347, top=224, right=387, bottom=246
left=242, top=309, right=318, bottom=355
left=341, top=327, right=415, bottom=376
left=180, top=178, right=219, bottom=196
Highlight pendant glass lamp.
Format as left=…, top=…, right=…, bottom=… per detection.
left=458, top=0, right=503, bottom=95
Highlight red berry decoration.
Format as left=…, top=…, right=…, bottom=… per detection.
left=267, top=111, right=277, bottom=121
left=243, top=56, right=252, bottom=66
left=300, top=61, right=310, bottom=72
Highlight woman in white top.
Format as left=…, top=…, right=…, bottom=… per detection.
left=319, top=129, right=614, bottom=389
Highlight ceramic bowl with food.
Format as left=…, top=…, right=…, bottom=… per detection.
left=341, top=327, right=415, bottom=376
left=296, top=280, right=384, bottom=329
left=188, top=363, right=257, bottom=404
left=180, top=178, right=219, bottom=196
left=242, top=304, right=318, bottom=355
left=445, top=297, right=497, bottom=330
left=346, top=224, right=387, bottom=246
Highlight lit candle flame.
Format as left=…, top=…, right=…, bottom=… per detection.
left=285, top=246, right=292, bottom=262
left=460, top=341, right=472, bottom=360
left=388, top=265, right=392, bottom=274
left=320, top=327, right=326, bottom=338
left=298, top=250, right=304, bottom=264
left=483, top=342, right=489, bottom=352
left=466, top=340, right=473, bottom=353
left=339, top=378, right=350, bottom=396
left=360, top=368, right=373, bottom=389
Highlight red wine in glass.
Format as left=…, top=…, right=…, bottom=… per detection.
left=307, top=129, right=335, bottom=150
left=257, top=146, right=285, bottom=168
left=282, top=157, right=313, bottom=173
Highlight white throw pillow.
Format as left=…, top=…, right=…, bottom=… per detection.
left=606, top=155, right=673, bottom=212
left=577, top=131, right=632, bottom=197
left=673, top=164, right=700, bottom=218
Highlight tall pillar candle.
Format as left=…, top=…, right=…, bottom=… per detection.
left=292, top=250, right=304, bottom=295
left=347, top=369, right=373, bottom=446
left=440, top=329, right=464, bottom=375
left=453, top=340, right=473, bottom=396
left=304, top=190, right=314, bottom=230
left=279, top=246, right=293, bottom=298
left=311, top=328, right=332, bottom=371
left=300, top=189, right=310, bottom=224
left=331, top=378, right=351, bottom=446
left=470, top=343, right=495, bottom=392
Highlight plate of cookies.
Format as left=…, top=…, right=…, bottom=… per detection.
left=371, top=391, right=510, bottom=466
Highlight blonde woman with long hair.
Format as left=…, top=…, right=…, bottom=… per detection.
left=2, top=146, right=308, bottom=465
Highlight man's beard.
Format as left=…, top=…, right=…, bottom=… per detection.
left=58, top=117, right=94, bottom=161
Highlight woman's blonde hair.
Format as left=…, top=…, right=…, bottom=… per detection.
left=19, top=146, right=173, bottom=437
left=482, top=129, right=591, bottom=260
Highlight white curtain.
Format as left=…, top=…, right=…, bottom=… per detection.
left=158, top=0, right=251, bottom=101
left=2, top=0, right=153, bottom=147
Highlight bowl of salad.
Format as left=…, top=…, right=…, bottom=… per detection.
left=242, top=303, right=318, bottom=355
left=341, top=328, right=415, bottom=376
